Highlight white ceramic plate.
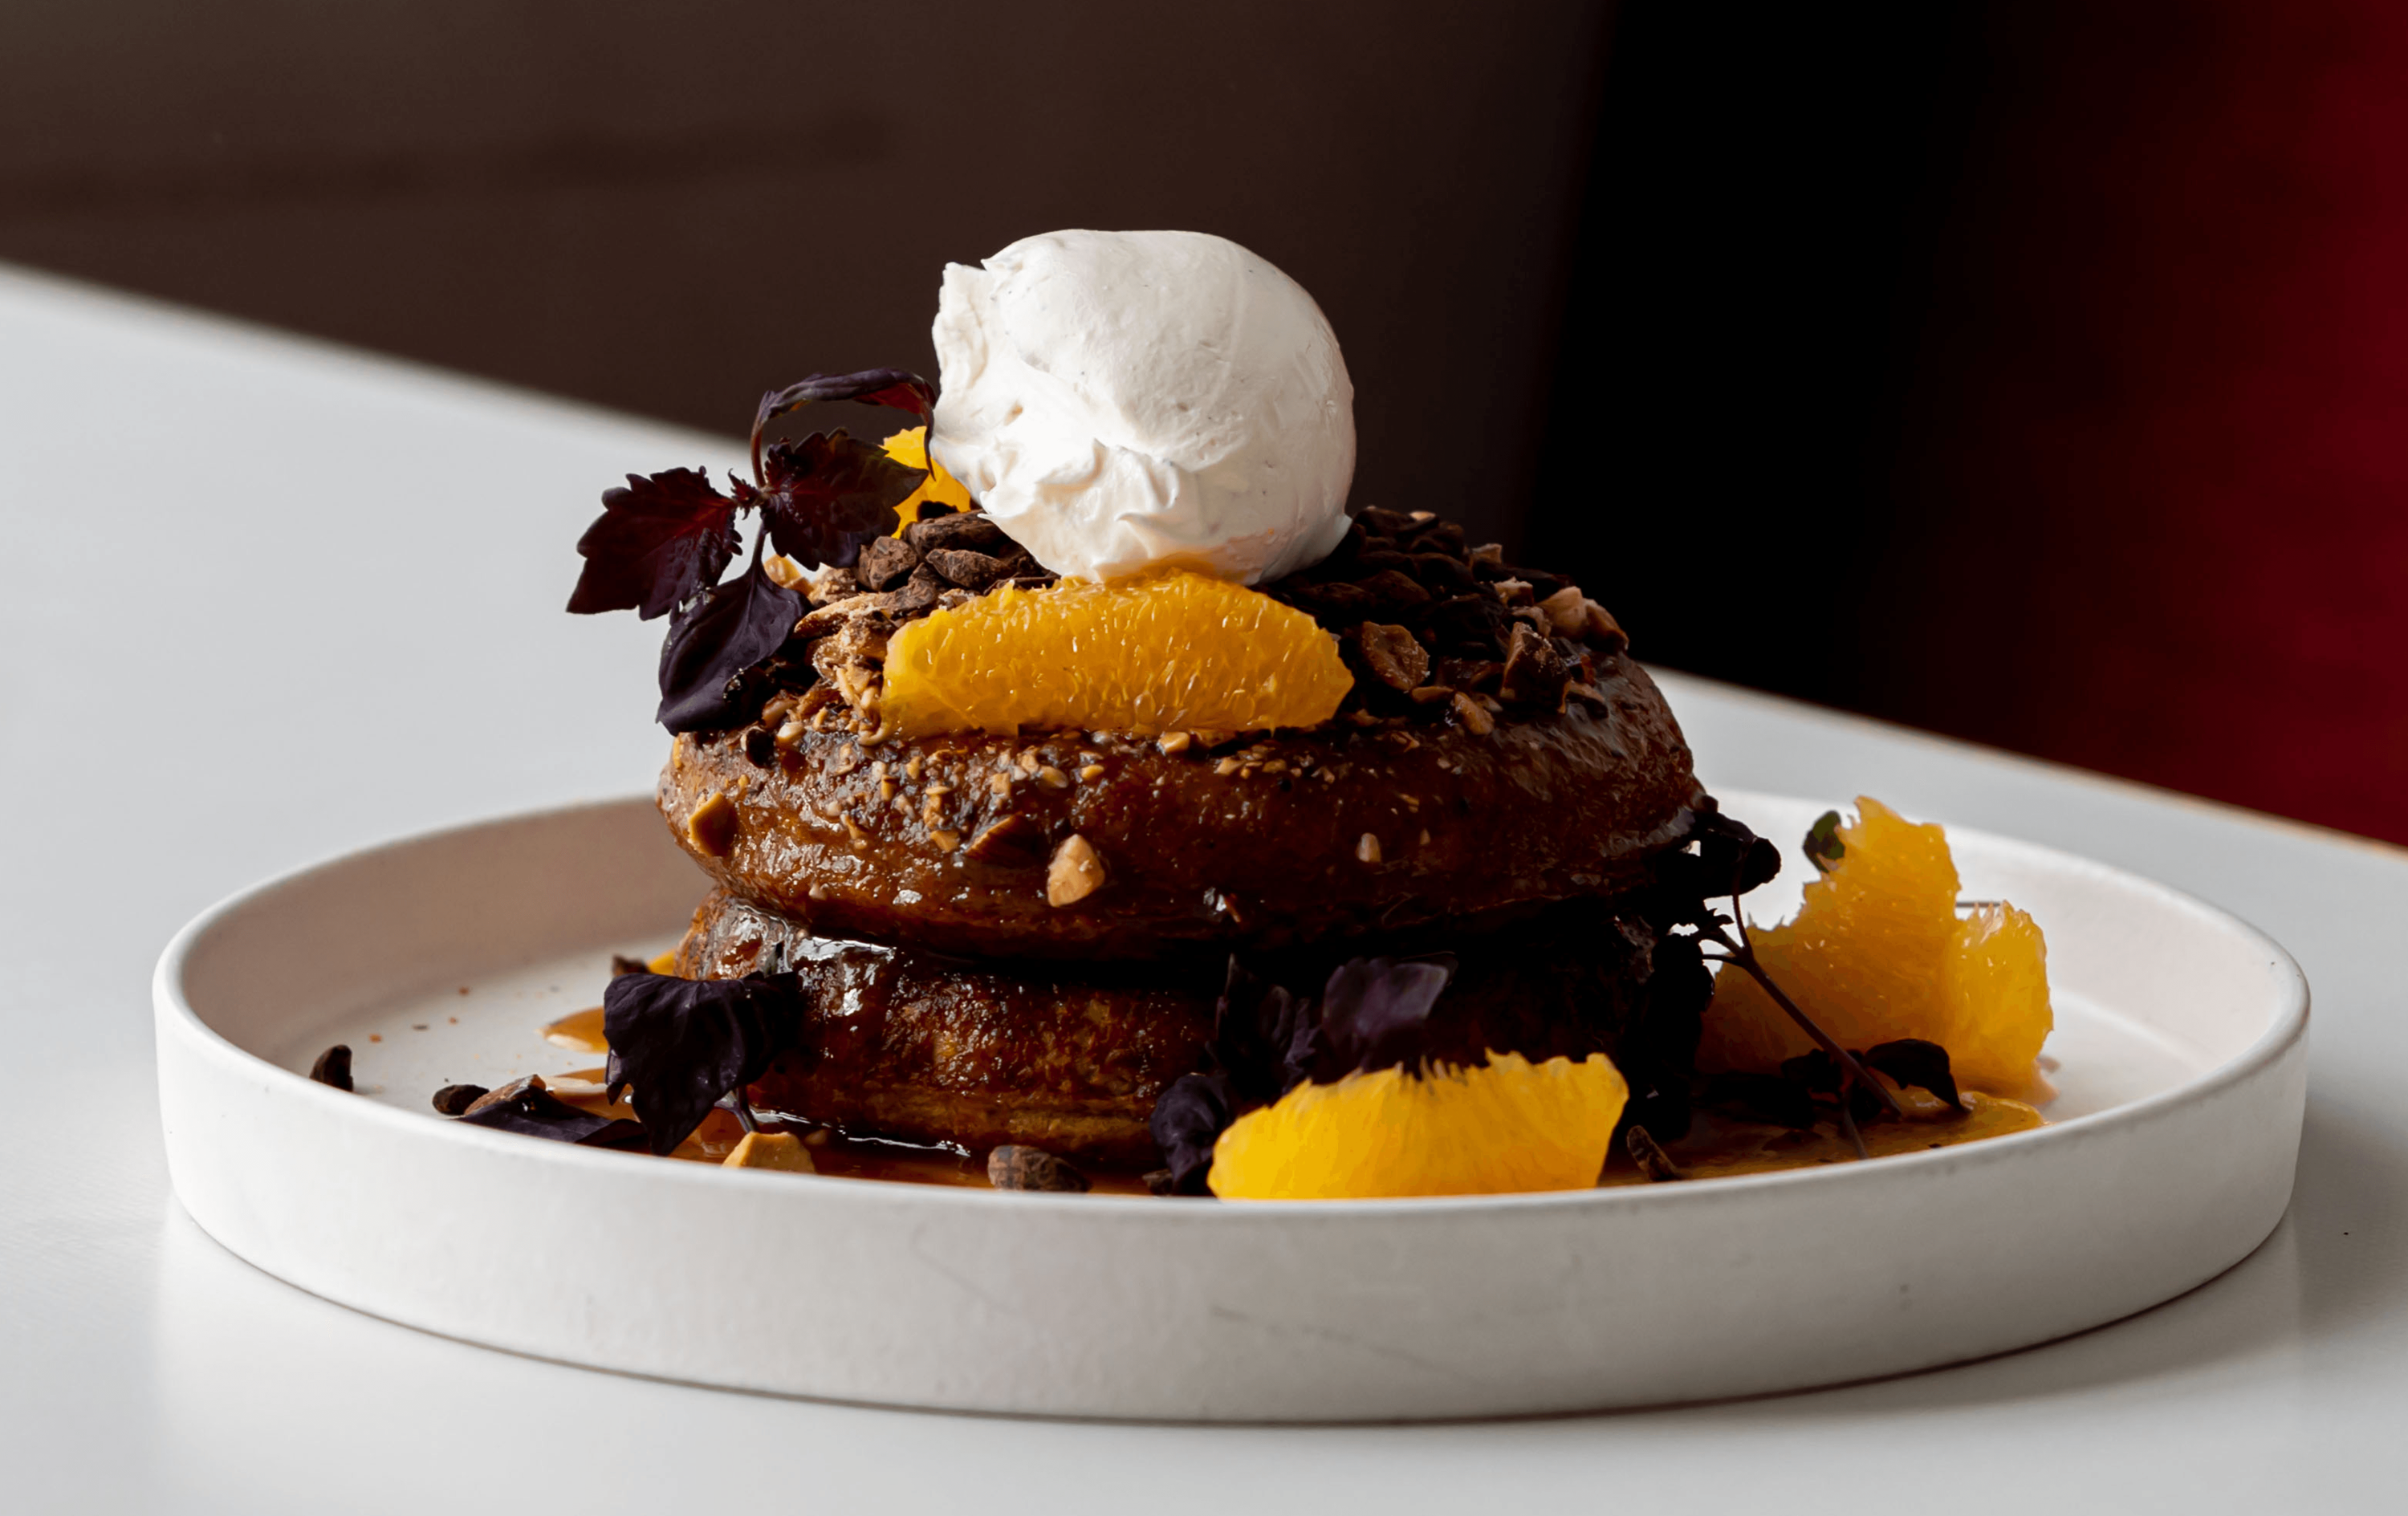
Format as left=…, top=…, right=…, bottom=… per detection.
left=153, top=791, right=2308, bottom=1420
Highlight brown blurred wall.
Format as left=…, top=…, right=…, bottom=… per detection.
left=0, top=0, right=1615, bottom=551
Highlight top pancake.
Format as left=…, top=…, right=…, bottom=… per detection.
left=657, top=649, right=1703, bottom=961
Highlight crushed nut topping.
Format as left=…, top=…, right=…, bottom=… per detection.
left=685, top=791, right=739, bottom=856
left=1047, top=834, right=1107, bottom=906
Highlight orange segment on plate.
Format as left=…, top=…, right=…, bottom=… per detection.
left=877, top=570, right=1354, bottom=739
left=1698, top=796, right=2052, bottom=1097
left=1207, top=1052, right=1628, bottom=1199
left=881, top=425, right=973, bottom=528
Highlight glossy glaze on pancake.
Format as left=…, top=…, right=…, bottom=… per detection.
left=659, top=651, right=1703, bottom=962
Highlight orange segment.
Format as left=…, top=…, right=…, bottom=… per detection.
left=881, top=425, right=973, bottom=528
left=1942, top=902, right=2052, bottom=1096
left=877, top=570, right=1354, bottom=739
left=1699, top=797, right=2053, bottom=1098
left=1207, top=1052, right=1628, bottom=1199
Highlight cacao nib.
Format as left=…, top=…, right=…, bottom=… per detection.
left=922, top=547, right=1007, bottom=589
left=1354, top=623, right=1430, bottom=692
left=905, top=510, right=1011, bottom=555
left=854, top=534, right=921, bottom=591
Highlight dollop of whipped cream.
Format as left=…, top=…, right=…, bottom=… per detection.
left=928, top=230, right=1355, bottom=584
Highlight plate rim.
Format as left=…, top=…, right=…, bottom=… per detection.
left=152, top=788, right=2312, bottom=1218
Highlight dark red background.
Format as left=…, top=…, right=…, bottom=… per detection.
left=7, top=2, right=2404, bottom=842
left=1539, top=2, right=2408, bottom=845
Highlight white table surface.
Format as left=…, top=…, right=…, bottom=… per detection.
left=4, top=262, right=2402, bottom=1512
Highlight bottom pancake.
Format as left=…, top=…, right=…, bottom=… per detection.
left=675, top=886, right=1715, bottom=1166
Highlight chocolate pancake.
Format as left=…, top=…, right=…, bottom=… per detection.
left=659, top=650, right=1702, bottom=962
left=677, top=882, right=1714, bottom=1163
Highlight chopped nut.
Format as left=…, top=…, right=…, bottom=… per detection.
left=1078, top=764, right=1106, bottom=781
left=308, top=1045, right=353, bottom=1091
left=430, top=1083, right=486, bottom=1116
left=463, top=1075, right=544, bottom=1116
left=1538, top=584, right=1588, bottom=636
left=929, top=827, right=962, bottom=852
left=880, top=778, right=897, bottom=799
left=1500, top=621, right=1571, bottom=709
left=1356, top=832, right=1383, bottom=864
left=1017, top=749, right=1043, bottom=774
left=905, top=754, right=925, bottom=781
left=986, top=1145, right=1091, bottom=1192
left=1047, top=834, right=1107, bottom=906
left=1583, top=599, right=1628, bottom=649
left=988, top=772, right=1014, bottom=797
left=840, top=815, right=867, bottom=845
left=805, top=564, right=861, bottom=606
left=1157, top=730, right=1192, bottom=754
left=723, top=1132, right=817, bottom=1173
left=1418, top=828, right=1431, bottom=847
left=964, top=813, right=1047, bottom=866
left=1626, top=1124, right=1686, bottom=1183
left=1034, top=764, right=1070, bottom=789
left=685, top=791, right=739, bottom=856
left=1261, top=759, right=1287, bottom=774
left=1409, top=684, right=1457, bottom=705
left=761, top=693, right=799, bottom=725
left=1354, top=621, right=1431, bottom=692
left=921, top=794, right=947, bottom=829
left=1450, top=691, right=1496, bottom=734
left=1214, top=757, right=1243, bottom=776
left=776, top=718, right=807, bottom=746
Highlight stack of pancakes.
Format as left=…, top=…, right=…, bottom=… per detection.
left=659, top=620, right=1715, bottom=1168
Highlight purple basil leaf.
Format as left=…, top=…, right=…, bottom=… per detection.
left=1780, top=1048, right=1843, bottom=1094
left=1646, top=809, right=1782, bottom=929
left=1149, top=1071, right=1236, bottom=1197
left=750, top=368, right=935, bottom=478
left=602, top=971, right=807, bottom=1155
left=457, top=1086, right=649, bottom=1148
left=1300, top=954, right=1457, bottom=1080
left=1210, top=958, right=1314, bottom=1105
left=1863, top=1038, right=1964, bottom=1112
left=654, top=561, right=803, bottom=734
left=759, top=431, right=925, bottom=569
left=567, top=468, right=741, bottom=620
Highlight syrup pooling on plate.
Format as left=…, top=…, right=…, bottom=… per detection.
left=503, top=962, right=2042, bottom=1193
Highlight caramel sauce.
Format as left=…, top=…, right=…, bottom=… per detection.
left=541, top=1006, right=609, bottom=1053
left=531, top=1017, right=2041, bottom=1193
left=1599, top=1090, right=2045, bottom=1186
